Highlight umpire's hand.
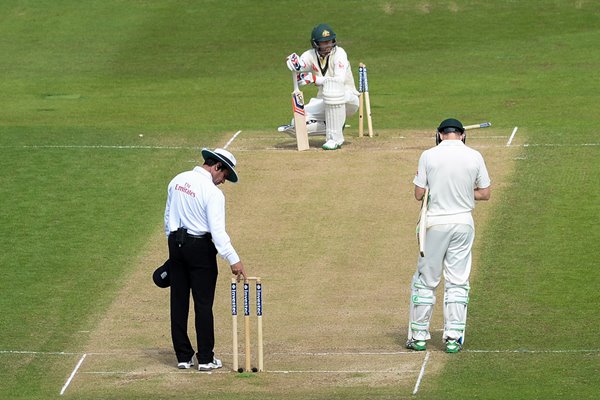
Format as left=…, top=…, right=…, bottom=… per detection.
left=230, top=261, right=247, bottom=281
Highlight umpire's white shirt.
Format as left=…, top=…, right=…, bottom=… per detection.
left=413, top=140, right=491, bottom=228
left=164, top=166, right=240, bottom=265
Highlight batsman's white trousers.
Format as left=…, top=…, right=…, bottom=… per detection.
left=304, top=93, right=359, bottom=123
left=408, top=224, right=474, bottom=343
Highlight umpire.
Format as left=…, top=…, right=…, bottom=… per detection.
left=164, top=147, right=247, bottom=371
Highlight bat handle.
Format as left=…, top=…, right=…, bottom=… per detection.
left=292, top=72, right=299, bottom=91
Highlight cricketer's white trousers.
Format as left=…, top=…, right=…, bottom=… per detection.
left=305, top=93, right=360, bottom=120
left=304, top=92, right=359, bottom=142
left=407, top=224, right=474, bottom=343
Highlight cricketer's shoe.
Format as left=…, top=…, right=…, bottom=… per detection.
left=322, top=139, right=342, bottom=150
left=278, top=120, right=326, bottom=137
left=198, top=357, right=222, bottom=371
left=277, top=123, right=296, bottom=137
left=406, top=339, right=427, bottom=351
left=445, top=339, right=462, bottom=353
left=177, top=358, right=194, bottom=369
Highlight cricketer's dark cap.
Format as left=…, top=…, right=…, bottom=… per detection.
left=311, top=23, right=336, bottom=43
left=437, top=118, right=465, bottom=134
left=152, top=260, right=171, bottom=288
left=201, top=148, right=238, bottom=183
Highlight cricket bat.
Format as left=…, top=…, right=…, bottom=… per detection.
left=464, top=122, right=491, bottom=130
left=292, top=73, right=310, bottom=151
left=416, top=187, right=429, bottom=257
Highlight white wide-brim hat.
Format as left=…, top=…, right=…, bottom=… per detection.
left=201, top=148, right=238, bottom=183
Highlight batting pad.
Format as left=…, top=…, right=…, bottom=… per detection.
left=325, top=103, right=345, bottom=143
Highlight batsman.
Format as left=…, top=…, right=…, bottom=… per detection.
left=278, top=23, right=360, bottom=150
left=406, top=118, right=491, bottom=353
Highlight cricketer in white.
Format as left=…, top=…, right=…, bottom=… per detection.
left=407, top=118, right=491, bottom=353
left=280, top=23, right=360, bottom=150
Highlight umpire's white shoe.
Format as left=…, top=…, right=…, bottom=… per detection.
left=198, top=357, right=222, bottom=371
left=177, top=358, right=194, bottom=369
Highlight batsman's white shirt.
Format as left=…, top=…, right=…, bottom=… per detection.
left=164, top=166, right=240, bottom=265
left=298, top=47, right=359, bottom=98
left=413, top=140, right=491, bottom=228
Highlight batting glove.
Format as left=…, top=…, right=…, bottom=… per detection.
left=297, top=72, right=316, bottom=86
left=286, top=53, right=307, bottom=72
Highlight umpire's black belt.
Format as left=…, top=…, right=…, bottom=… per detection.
left=186, top=232, right=210, bottom=239
left=170, top=228, right=211, bottom=245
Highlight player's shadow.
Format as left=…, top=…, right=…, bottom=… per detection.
left=143, top=347, right=177, bottom=368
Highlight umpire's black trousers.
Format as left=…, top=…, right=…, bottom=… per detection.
left=168, top=232, right=218, bottom=364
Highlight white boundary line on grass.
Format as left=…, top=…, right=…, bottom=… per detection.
left=59, top=353, right=86, bottom=396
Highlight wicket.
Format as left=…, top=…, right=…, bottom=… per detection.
left=358, top=63, right=374, bottom=138
left=231, top=277, right=263, bottom=373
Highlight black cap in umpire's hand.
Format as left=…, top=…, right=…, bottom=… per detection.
left=153, top=260, right=171, bottom=288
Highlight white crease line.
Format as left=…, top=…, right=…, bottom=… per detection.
left=522, top=143, right=598, bottom=147
left=507, top=126, right=518, bottom=146
left=0, top=350, right=81, bottom=355
left=2, top=348, right=599, bottom=356
left=412, top=351, right=430, bottom=395
left=2, top=142, right=598, bottom=151
left=271, top=351, right=420, bottom=356
left=82, top=370, right=230, bottom=375
left=18, top=145, right=193, bottom=149
left=255, top=369, right=411, bottom=374
left=82, top=369, right=413, bottom=375
left=60, top=353, right=86, bottom=396
left=223, top=130, right=242, bottom=149
left=464, top=349, right=600, bottom=353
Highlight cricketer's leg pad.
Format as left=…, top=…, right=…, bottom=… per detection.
left=325, top=104, right=345, bottom=143
left=323, top=79, right=346, bottom=144
left=408, top=276, right=436, bottom=341
left=444, top=284, right=469, bottom=340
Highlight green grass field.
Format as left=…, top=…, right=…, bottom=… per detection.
left=1, top=1, right=599, bottom=399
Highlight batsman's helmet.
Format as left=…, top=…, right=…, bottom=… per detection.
left=152, top=260, right=171, bottom=288
left=436, top=118, right=465, bottom=145
left=437, top=118, right=464, bottom=134
left=311, top=23, right=336, bottom=44
left=311, top=23, right=337, bottom=56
